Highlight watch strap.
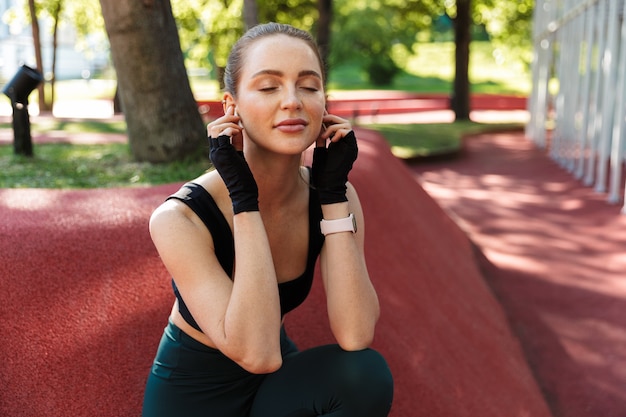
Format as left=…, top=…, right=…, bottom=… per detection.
left=320, top=213, right=357, bottom=235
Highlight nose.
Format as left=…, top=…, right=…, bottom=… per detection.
left=281, top=86, right=302, bottom=110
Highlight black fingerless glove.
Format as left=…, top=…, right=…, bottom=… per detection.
left=209, top=135, right=259, bottom=214
left=311, top=130, right=358, bottom=205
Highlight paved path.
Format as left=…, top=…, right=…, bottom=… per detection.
left=411, top=130, right=626, bottom=417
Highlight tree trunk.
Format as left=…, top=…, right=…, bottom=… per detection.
left=452, top=0, right=471, bottom=121
left=27, top=0, right=47, bottom=112
left=50, top=1, right=62, bottom=112
left=317, top=0, right=333, bottom=69
left=99, top=0, right=205, bottom=162
left=243, top=0, right=259, bottom=30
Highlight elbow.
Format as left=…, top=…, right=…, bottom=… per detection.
left=241, top=355, right=283, bottom=374
left=334, top=328, right=376, bottom=352
left=331, top=308, right=379, bottom=351
left=234, top=350, right=283, bottom=374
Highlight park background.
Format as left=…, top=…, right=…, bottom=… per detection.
left=3, top=1, right=626, bottom=417
left=0, top=0, right=533, bottom=186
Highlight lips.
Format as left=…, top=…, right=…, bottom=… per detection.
left=275, top=118, right=307, bottom=132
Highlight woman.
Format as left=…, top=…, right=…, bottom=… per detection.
left=143, top=22, right=393, bottom=417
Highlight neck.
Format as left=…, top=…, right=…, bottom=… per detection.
left=245, top=149, right=306, bottom=210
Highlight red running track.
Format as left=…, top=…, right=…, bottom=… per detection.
left=0, top=128, right=551, bottom=417
left=412, top=130, right=626, bottom=417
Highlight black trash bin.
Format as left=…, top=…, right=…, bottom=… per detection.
left=2, top=64, right=43, bottom=156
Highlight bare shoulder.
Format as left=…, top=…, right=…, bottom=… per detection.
left=149, top=171, right=225, bottom=250
left=149, top=198, right=211, bottom=252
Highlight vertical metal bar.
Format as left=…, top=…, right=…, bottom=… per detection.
left=585, top=0, right=609, bottom=186
left=576, top=3, right=597, bottom=179
left=609, top=5, right=626, bottom=204
left=595, top=0, right=620, bottom=193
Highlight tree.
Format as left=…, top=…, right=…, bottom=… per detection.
left=39, top=0, right=63, bottom=111
left=26, top=0, right=47, bottom=111
left=473, top=0, right=534, bottom=64
left=331, top=0, right=433, bottom=86
left=172, top=0, right=319, bottom=90
left=243, top=0, right=259, bottom=29
left=172, top=0, right=245, bottom=89
left=316, top=0, right=333, bottom=68
left=451, top=0, right=471, bottom=120
left=8, top=0, right=108, bottom=111
left=424, top=0, right=533, bottom=120
left=99, top=0, right=205, bottom=163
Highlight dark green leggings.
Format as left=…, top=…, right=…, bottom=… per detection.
left=142, top=321, right=394, bottom=417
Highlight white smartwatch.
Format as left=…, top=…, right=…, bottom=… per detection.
left=320, top=213, right=357, bottom=236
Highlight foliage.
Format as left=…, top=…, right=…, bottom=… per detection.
left=330, top=0, right=433, bottom=86
left=257, top=0, right=317, bottom=29
left=172, top=0, right=244, bottom=76
left=327, top=41, right=530, bottom=95
left=473, top=0, right=535, bottom=65
left=172, top=0, right=318, bottom=77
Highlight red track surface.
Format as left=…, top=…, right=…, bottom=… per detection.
left=412, top=131, right=626, bottom=417
left=3, top=95, right=623, bottom=416
left=0, top=124, right=552, bottom=417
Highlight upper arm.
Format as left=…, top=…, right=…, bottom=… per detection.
left=149, top=200, right=233, bottom=343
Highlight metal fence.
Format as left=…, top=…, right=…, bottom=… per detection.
left=526, top=0, right=626, bottom=212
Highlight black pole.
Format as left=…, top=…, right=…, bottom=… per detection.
left=12, top=102, right=33, bottom=156
left=2, top=64, right=43, bottom=156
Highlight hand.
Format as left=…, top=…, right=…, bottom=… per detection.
left=208, top=110, right=258, bottom=214
left=317, top=113, right=353, bottom=145
left=312, top=115, right=358, bottom=205
left=208, top=104, right=244, bottom=150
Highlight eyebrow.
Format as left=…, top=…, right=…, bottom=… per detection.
left=251, top=69, right=322, bottom=79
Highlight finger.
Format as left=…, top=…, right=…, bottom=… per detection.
left=321, top=119, right=352, bottom=139
left=323, top=113, right=350, bottom=126
left=209, top=123, right=238, bottom=139
left=329, top=128, right=351, bottom=143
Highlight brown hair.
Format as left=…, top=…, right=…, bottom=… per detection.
left=223, top=22, right=326, bottom=96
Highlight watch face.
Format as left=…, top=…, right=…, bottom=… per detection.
left=351, top=213, right=357, bottom=233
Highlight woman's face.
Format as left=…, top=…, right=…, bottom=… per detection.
left=231, top=34, right=326, bottom=155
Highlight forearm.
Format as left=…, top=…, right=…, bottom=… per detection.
left=322, top=203, right=380, bottom=350
left=222, top=211, right=282, bottom=371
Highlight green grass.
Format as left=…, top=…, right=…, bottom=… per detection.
left=371, top=122, right=523, bottom=160
left=0, top=121, right=524, bottom=188
left=0, top=40, right=530, bottom=188
left=31, top=119, right=127, bottom=134
left=0, top=143, right=210, bottom=188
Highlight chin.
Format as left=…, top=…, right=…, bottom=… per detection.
left=273, top=134, right=317, bottom=154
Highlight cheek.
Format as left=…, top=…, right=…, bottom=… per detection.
left=238, top=100, right=271, bottom=127
left=306, top=98, right=326, bottom=122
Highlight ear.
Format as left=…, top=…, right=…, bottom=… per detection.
left=222, top=93, right=235, bottom=113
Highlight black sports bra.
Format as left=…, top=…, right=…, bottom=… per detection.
left=166, top=181, right=325, bottom=332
